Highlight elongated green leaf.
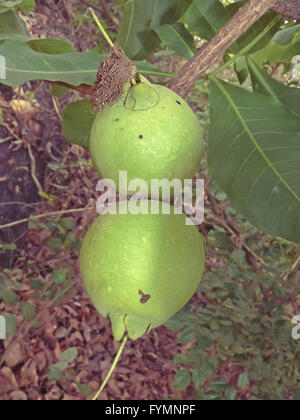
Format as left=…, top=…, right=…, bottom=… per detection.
left=135, top=61, right=173, bottom=78
left=0, top=40, right=104, bottom=86
left=173, top=369, right=191, bottom=391
left=117, top=0, right=192, bottom=60
left=154, top=22, right=196, bottom=59
left=27, top=38, right=75, bottom=54
left=62, top=100, right=95, bottom=149
left=234, top=56, right=249, bottom=85
left=0, top=9, right=29, bottom=40
left=208, top=78, right=300, bottom=243
left=251, top=31, right=300, bottom=64
left=272, top=24, right=300, bottom=46
left=0, top=39, right=171, bottom=87
left=186, top=0, right=230, bottom=40
left=248, top=58, right=300, bottom=117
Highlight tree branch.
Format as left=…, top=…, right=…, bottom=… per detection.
left=167, top=0, right=278, bottom=98
left=271, top=0, right=300, bottom=21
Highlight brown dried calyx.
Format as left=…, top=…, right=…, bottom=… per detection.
left=93, top=45, right=137, bottom=110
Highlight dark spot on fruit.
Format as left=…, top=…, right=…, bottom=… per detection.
left=139, top=290, right=151, bottom=304
left=176, top=100, right=182, bottom=105
left=139, top=135, right=143, bottom=139
left=115, top=118, right=120, bottom=122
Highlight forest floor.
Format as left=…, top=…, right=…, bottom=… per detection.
left=0, top=0, right=299, bottom=401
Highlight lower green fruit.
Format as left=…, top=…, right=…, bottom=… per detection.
left=80, top=201, right=205, bottom=341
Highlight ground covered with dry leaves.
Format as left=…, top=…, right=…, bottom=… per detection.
left=1, top=0, right=300, bottom=401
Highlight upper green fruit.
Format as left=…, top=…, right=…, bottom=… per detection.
left=90, top=81, right=203, bottom=194
left=79, top=201, right=205, bottom=341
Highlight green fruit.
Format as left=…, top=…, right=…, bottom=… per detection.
left=90, top=81, right=203, bottom=194
left=79, top=201, right=205, bottom=341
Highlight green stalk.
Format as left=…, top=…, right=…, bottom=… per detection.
left=92, top=334, right=128, bottom=401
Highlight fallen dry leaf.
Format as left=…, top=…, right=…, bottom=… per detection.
left=5, top=342, right=25, bottom=368
left=19, top=360, right=39, bottom=388
left=0, top=367, right=18, bottom=393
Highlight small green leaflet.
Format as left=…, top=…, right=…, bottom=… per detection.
left=62, top=100, right=95, bottom=149
left=154, top=23, right=196, bottom=59
left=248, top=58, right=300, bottom=117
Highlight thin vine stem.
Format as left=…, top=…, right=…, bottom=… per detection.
left=0, top=206, right=94, bottom=230
left=92, top=334, right=128, bottom=401
left=88, top=7, right=115, bottom=48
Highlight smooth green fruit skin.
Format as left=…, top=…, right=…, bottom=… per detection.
left=80, top=202, right=205, bottom=341
left=90, top=83, right=203, bottom=193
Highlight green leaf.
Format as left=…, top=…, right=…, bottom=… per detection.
left=208, top=78, right=300, bottom=243
left=192, top=363, right=215, bottom=388
left=2, top=313, right=17, bottom=336
left=64, top=232, right=81, bottom=252
left=234, top=56, right=249, bottom=85
left=58, top=217, right=75, bottom=231
left=60, top=347, right=78, bottom=364
left=1, top=0, right=36, bottom=14
left=186, top=0, right=230, bottom=41
left=0, top=0, right=22, bottom=9
left=224, top=386, right=237, bottom=400
left=62, top=99, right=95, bottom=149
left=29, top=277, right=44, bottom=291
left=136, top=61, right=173, bottom=78
left=48, top=237, right=63, bottom=251
left=173, top=369, right=191, bottom=390
left=154, top=23, right=196, bottom=59
left=177, top=327, right=196, bottom=344
left=248, top=58, right=300, bottom=117
left=117, top=0, right=192, bottom=60
left=251, top=32, right=300, bottom=64
left=27, top=38, right=75, bottom=54
left=47, top=367, right=64, bottom=382
left=237, top=371, right=250, bottom=389
left=52, top=269, right=68, bottom=285
left=196, top=336, right=214, bottom=350
left=0, top=40, right=104, bottom=87
left=19, top=301, right=36, bottom=321
left=272, top=24, right=300, bottom=46
left=0, top=10, right=29, bottom=41
left=76, top=382, right=93, bottom=398
left=18, top=0, right=35, bottom=15
left=0, top=288, right=19, bottom=305
left=51, top=84, right=69, bottom=97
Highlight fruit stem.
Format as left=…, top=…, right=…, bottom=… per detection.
left=88, top=7, right=115, bottom=48
left=92, top=334, right=128, bottom=400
